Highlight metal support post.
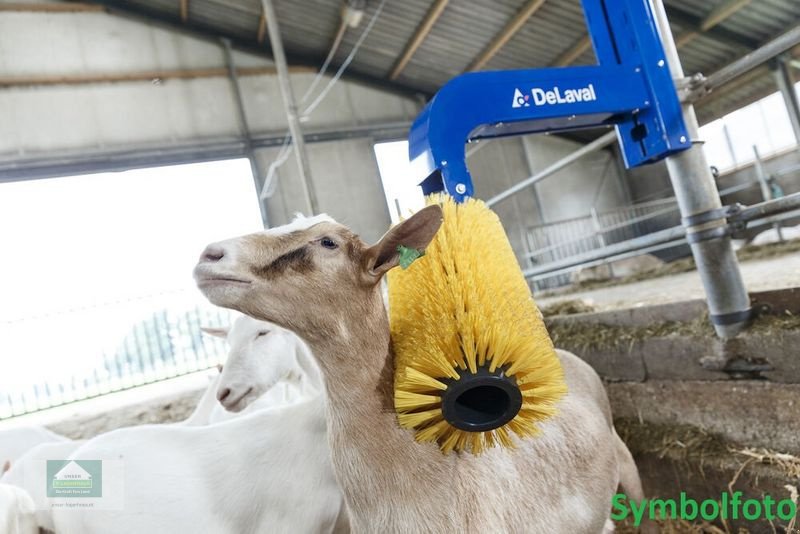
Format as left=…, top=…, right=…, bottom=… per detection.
left=653, top=0, right=751, bottom=338
left=752, top=145, right=784, bottom=242
left=221, top=38, right=269, bottom=228
left=772, top=54, right=800, bottom=145
left=260, top=0, right=319, bottom=215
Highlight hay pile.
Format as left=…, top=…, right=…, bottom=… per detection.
left=545, top=311, right=800, bottom=354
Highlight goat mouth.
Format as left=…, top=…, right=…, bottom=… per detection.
left=223, top=387, right=253, bottom=412
left=196, top=276, right=252, bottom=287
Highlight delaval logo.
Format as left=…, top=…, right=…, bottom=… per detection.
left=512, top=84, right=597, bottom=108
left=512, top=88, right=530, bottom=108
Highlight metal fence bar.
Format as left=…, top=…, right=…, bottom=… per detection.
left=0, top=299, right=233, bottom=420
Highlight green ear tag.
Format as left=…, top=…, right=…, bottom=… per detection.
left=397, top=245, right=425, bottom=269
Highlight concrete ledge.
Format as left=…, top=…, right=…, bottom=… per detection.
left=609, top=381, right=800, bottom=454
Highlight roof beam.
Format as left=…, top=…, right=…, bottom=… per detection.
left=389, top=0, right=449, bottom=80
left=672, top=0, right=752, bottom=50
left=550, top=34, right=591, bottom=67
left=179, top=0, right=188, bottom=22
left=663, top=5, right=759, bottom=50
left=91, top=0, right=428, bottom=100
left=701, top=0, right=751, bottom=32
left=465, top=0, right=547, bottom=72
left=0, top=3, right=104, bottom=12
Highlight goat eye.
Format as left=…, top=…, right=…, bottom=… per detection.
left=319, top=237, right=338, bottom=249
left=256, top=331, right=270, bottom=338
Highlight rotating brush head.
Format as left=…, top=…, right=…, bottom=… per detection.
left=388, top=195, right=567, bottom=455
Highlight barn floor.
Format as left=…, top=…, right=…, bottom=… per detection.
left=537, top=249, right=800, bottom=312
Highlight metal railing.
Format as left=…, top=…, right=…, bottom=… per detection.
left=0, top=292, right=234, bottom=420
left=523, top=177, right=799, bottom=290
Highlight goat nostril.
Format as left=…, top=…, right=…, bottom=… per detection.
left=201, top=245, right=225, bottom=263
left=217, top=388, right=231, bottom=402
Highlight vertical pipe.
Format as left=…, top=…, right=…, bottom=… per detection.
left=652, top=0, right=751, bottom=338
left=221, top=38, right=270, bottom=228
left=752, top=145, right=784, bottom=242
left=260, top=0, right=319, bottom=215
left=772, top=55, right=800, bottom=145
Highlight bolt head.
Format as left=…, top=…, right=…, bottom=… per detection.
left=455, top=183, right=467, bottom=195
left=680, top=135, right=687, bottom=143
left=658, top=59, right=665, bottom=67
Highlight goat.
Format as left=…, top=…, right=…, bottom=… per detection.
left=0, top=426, right=68, bottom=476
left=0, top=483, right=38, bottom=534
left=194, top=207, right=646, bottom=533
left=3, top=316, right=345, bottom=534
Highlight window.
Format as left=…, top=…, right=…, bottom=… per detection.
left=0, top=159, right=262, bottom=418
left=373, top=140, right=425, bottom=223
left=699, top=85, right=799, bottom=172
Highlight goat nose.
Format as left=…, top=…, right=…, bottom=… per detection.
left=201, top=244, right=225, bottom=263
left=217, top=387, right=231, bottom=402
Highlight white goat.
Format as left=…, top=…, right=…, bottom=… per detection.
left=194, top=207, right=646, bottom=533
left=3, top=316, right=345, bottom=534
left=0, top=483, right=38, bottom=534
left=1, top=426, right=68, bottom=475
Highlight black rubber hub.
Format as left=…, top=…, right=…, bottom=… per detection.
left=440, top=365, right=523, bottom=432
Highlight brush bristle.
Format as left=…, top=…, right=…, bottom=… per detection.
left=388, top=194, right=567, bottom=454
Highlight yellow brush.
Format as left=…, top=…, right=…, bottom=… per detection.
left=388, top=194, right=567, bottom=455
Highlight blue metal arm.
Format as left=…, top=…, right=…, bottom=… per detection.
left=409, top=0, right=691, bottom=202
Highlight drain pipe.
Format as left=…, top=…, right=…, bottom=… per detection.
left=652, top=0, right=751, bottom=338
left=260, top=0, right=319, bottom=215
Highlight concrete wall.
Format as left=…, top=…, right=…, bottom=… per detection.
left=468, top=134, right=630, bottom=263
left=0, top=5, right=418, bottom=241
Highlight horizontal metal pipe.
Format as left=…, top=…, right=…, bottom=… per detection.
left=523, top=224, right=687, bottom=277
left=704, top=24, right=800, bottom=92
left=531, top=238, right=687, bottom=282
left=737, top=191, right=800, bottom=222
left=527, top=207, right=800, bottom=280
left=486, top=130, right=616, bottom=207
left=0, top=66, right=315, bottom=88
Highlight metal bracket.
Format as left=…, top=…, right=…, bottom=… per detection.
left=408, top=0, right=691, bottom=201
left=682, top=203, right=745, bottom=244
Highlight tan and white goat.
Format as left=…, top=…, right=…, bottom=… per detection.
left=194, top=207, right=646, bottom=534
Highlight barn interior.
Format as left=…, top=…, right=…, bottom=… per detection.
left=1, top=0, right=800, bottom=531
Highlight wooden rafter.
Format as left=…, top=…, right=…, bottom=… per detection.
left=389, top=0, right=449, bottom=80
left=257, top=11, right=267, bottom=44
left=465, top=0, right=546, bottom=72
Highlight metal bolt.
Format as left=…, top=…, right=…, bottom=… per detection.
left=455, top=183, right=467, bottom=195
left=658, top=59, right=665, bottom=67
left=680, top=135, right=687, bottom=143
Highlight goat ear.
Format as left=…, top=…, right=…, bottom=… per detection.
left=201, top=326, right=229, bottom=338
left=362, top=204, right=443, bottom=283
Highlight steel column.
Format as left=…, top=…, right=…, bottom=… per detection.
left=221, top=38, right=269, bottom=228
left=260, top=0, right=319, bottom=215
left=772, top=55, right=800, bottom=144
left=653, top=0, right=750, bottom=338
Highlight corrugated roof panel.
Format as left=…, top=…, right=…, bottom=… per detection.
left=97, top=0, right=799, bottom=126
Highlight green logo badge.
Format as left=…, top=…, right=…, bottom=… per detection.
left=47, top=460, right=102, bottom=498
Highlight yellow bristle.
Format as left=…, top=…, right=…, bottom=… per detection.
left=394, top=391, right=441, bottom=411
left=389, top=195, right=567, bottom=454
